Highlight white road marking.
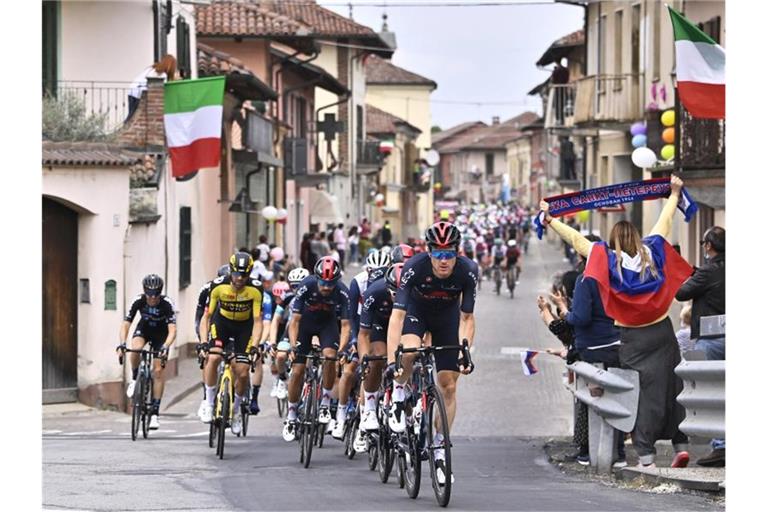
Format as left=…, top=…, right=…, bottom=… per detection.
left=43, top=430, right=62, bottom=435
left=170, top=431, right=210, bottom=438
left=500, top=347, right=529, bottom=355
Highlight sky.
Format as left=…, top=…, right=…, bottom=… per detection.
left=319, top=0, right=584, bottom=131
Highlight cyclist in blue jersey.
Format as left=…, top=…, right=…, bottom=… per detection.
left=282, top=257, right=351, bottom=442
left=248, top=271, right=275, bottom=415
left=386, top=221, right=478, bottom=485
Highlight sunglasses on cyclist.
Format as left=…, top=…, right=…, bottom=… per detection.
left=318, top=279, right=338, bottom=287
left=430, top=249, right=457, bottom=261
left=144, top=290, right=161, bottom=297
left=230, top=271, right=248, bottom=279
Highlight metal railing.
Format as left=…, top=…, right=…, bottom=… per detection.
left=572, top=74, right=643, bottom=126
left=545, top=84, right=575, bottom=130
left=243, top=111, right=274, bottom=155
left=357, top=139, right=384, bottom=167
left=678, top=105, right=725, bottom=170
left=565, top=362, right=640, bottom=474
left=43, top=80, right=134, bottom=134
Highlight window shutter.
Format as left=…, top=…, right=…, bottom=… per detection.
left=179, top=207, right=192, bottom=288
left=176, top=15, right=191, bottom=79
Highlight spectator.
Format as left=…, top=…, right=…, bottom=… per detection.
left=319, top=231, right=332, bottom=259
left=333, top=223, right=347, bottom=271
left=380, top=220, right=393, bottom=247
left=675, top=305, right=694, bottom=355
left=248, top=247, right=268, bottom=281
left=256, top=235, right=270, bottom=263
left=675, top=226, right=725, bottom=467
left=347, top=226, right=360, bottom=265
left=541, top=175, right=692, bottom=469
left=300, top=233, right=313, bottom=270
left=127, top=54, right=177, bottom=121
left=551, top=234, right=626, bottom=468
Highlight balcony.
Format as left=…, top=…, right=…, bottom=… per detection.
left=572, top=74, right=643, bottom=129
left=357, top=139, right=384, bottom=172
left=544, top=84, right=575, bottom=131
left=678, top=106, right=725, bottom=172
left=43, top=81, right=133, bottom=136
left=240, top=110, right=282, bottom=167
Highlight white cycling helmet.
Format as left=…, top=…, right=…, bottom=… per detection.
left=507, top=240, right=517, bottom=247
left=365, top=249, right=391, bottom=270
left=287, top=267, right=310, bottom=285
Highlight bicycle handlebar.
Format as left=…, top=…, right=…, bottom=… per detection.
left=394, top=339, right=474, bottom=374
left=117, top=346, right=167, bottom=368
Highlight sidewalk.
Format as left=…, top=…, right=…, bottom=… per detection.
left=160, top=355, right=204, bottom=413
left=544, top=436, right=725, bottom=495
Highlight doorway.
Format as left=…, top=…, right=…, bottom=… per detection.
left=42, top=197, right=78, bottom=403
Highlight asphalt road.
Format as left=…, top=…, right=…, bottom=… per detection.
left=43, top=236, right=722, bottom=511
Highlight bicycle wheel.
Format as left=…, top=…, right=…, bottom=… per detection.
left=427, top=388, right=452, bottom=507
left=378, top=425, right=394, bottom=483
left=241, top=402, right=249, bottom=437
left=404, top=423, right=422, bottom=499
left=141, top=375, right=152, bottom=439
left=344, top=412, right=359, bottom=460
left=277, top=396, right=286, bottom=418
left=397, top=451, right=406, bottom=489
left=217, top=381, right=230, bottom=460
left=302, top=377, right=317, bottom=468
left=367, top=435, right=378, bottom=471
left=130, top=375, right=142, bottom=441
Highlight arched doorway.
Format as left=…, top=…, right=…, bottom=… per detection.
left=42, top=197, right=78, bottom=403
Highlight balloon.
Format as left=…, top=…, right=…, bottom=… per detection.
left=631, top=134, right=647, bottom=148
left=661, top=144, right=675, bottom=160
left=576, top=210, right=590, bottom=224
left=662, top=127, right=675, bottom=144
left=275, top=208, right=289, bottom=221
left=661, top=109, right=675, bottom=127
left=261, top=205, right=277, bottom=221
left=631, top=147, right=657, bottom=168
left=630, top=122, right=647, bottom=136
left=270, top=246, right=285, bottom=262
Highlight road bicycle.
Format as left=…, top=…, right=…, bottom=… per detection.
left=492, top=264, right=503, bottom=295
left=506, top=265, right=517, bottom=299
left=394, top=339, right=474, bottom=507
left=344, top=354, right=387, bottom=460
left=118, top=346, right=166, bottom=441
left=296, top=346, right=337, bottom=468
left=205, top=348, right=249, bottom=460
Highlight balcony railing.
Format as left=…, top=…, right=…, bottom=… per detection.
left=43, top=81, right=133, bottom=134
left=545, top=84, right=576, bottom=130
left=678, top=106, right=725, bottom=171
left=357, top=140, right=384, bottom=167
left=284, top=137, right=310, bottom=176
left=572, top=74, right=643, bottom=127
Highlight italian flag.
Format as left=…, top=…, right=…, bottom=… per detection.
left=164, top=76, right=226, bottom=178
left=668, top=6, right=725, bottom=119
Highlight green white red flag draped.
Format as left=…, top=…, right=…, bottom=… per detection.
left=163, top=76, right=226, bottom=178
left=668, top=6, right=725, bottom=119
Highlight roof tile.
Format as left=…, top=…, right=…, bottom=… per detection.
left=365, top=55, right=436, bottom=88
left=42, top=141, right=145, bottom=167
left=366, top=104, right=421, bottom=135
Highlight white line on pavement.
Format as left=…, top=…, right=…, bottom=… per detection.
left=170, top=431, right=210, bottom=438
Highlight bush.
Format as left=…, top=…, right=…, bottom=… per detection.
left=42, top=92, right=114, bottom=142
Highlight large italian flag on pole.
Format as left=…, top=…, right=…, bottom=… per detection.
left=668, top=6, right=725, bottom=119
left=164, top=76, right=226, bottom=178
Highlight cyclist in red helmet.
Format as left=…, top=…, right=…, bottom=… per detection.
left=281, top=256, right=351, bottom=442
left=386, top=221, right=478, bottom=485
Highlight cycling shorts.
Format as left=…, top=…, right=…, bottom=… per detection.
left=208, top=315, right=253, bottom=363
left=400, top=302, right=460, bottom=373
left=132, top=322, right=168, bottom=351
left=370, top=322, right=388, bottom=344
left=294, top=317, right=339, bottom=365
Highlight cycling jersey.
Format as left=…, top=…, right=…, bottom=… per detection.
left=126, top=294, right=176, bottom=350
left=261, top=291, right=274, bottom=322
left=506, top=247, right=521, bottom=264
left=290, top=276, right=350, bottom=364
left=393, top=253, right=478, bottom=313
left=359, top=278, right=394, bottom=343
left=491, top=245, right=505, bottom=264
left=348, top=267, right=386, bottom=338
left=207, top=275, right=263, bottom=322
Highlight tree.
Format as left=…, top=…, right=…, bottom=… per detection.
left=431, top=125, right=442, bottom=134
left=42, top=92, right=113, bottom=142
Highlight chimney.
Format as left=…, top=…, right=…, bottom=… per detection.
left=117, top=76, right=166, bottom=148
left=492, top=116, right=500, bottom=125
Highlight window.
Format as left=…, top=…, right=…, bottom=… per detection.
left=153, top=0, right=170, bottom=62
left=485, top=153, right=494, bottom=176
left=176, top=15, right=191, bottom=78
left=42, top=1, right=59, bottom=96
left=698, top=16, right=721, bottom=44
left=652, top=0, right=662, bottom=80
left=179, top=207, right=191, bottom=288
left=614, top=10, right=623, bottom=74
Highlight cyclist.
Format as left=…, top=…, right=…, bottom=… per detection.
left=461, top=235, right=475, bottom=262
left=248, top=271, right=275, bottom=416
left=282, top=257, right=351, bottom=442
left=506, top=239, right=522, bottom=284
left=195, top=264, right=229, bottom=419
left=266, top=280, right=292, bottom=400
left=348, top=262, right=404, bottom=449
left=490, top=238, right=506, bottom=287
left=386, top=221, right=478, bottom=485
left=198, top=252, right=264, bottom=436
left=271, top=268, right=310, bottom=389
left=119, top=274, right=177, bottom=430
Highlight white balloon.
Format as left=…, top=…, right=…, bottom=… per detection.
left=261, top=205, right=278, bottom=220
left=275, top=208, right=289, bottom=220
left=631, top=147, right=657, bottom=168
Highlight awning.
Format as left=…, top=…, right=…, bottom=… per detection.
left=309, top=189, right=343, bottom=225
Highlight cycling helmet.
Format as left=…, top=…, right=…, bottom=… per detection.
left=142, top=274, right=164, bottom=294
left=507, top=239, right=517, bottom=247
left=424, top=221, right=461, bottom=249
left=494, top=238, right=503, bottom=245
left=314, top=256, right=342, bottom=283
left=391, top=243, right=414, bottom=264
left=229, top=251, right=254, bottom=275
left=365, top=249, right=391, bottom=270
left=385, top=263, right=405, bottom=291
left=271, top=281, right=290, bottom=300
left=217, top=264, right=230, bottom=277
left=287, top=267, right=310, bottom=285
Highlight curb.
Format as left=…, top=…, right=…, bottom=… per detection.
left=617, top=466, right=725, bottom=493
